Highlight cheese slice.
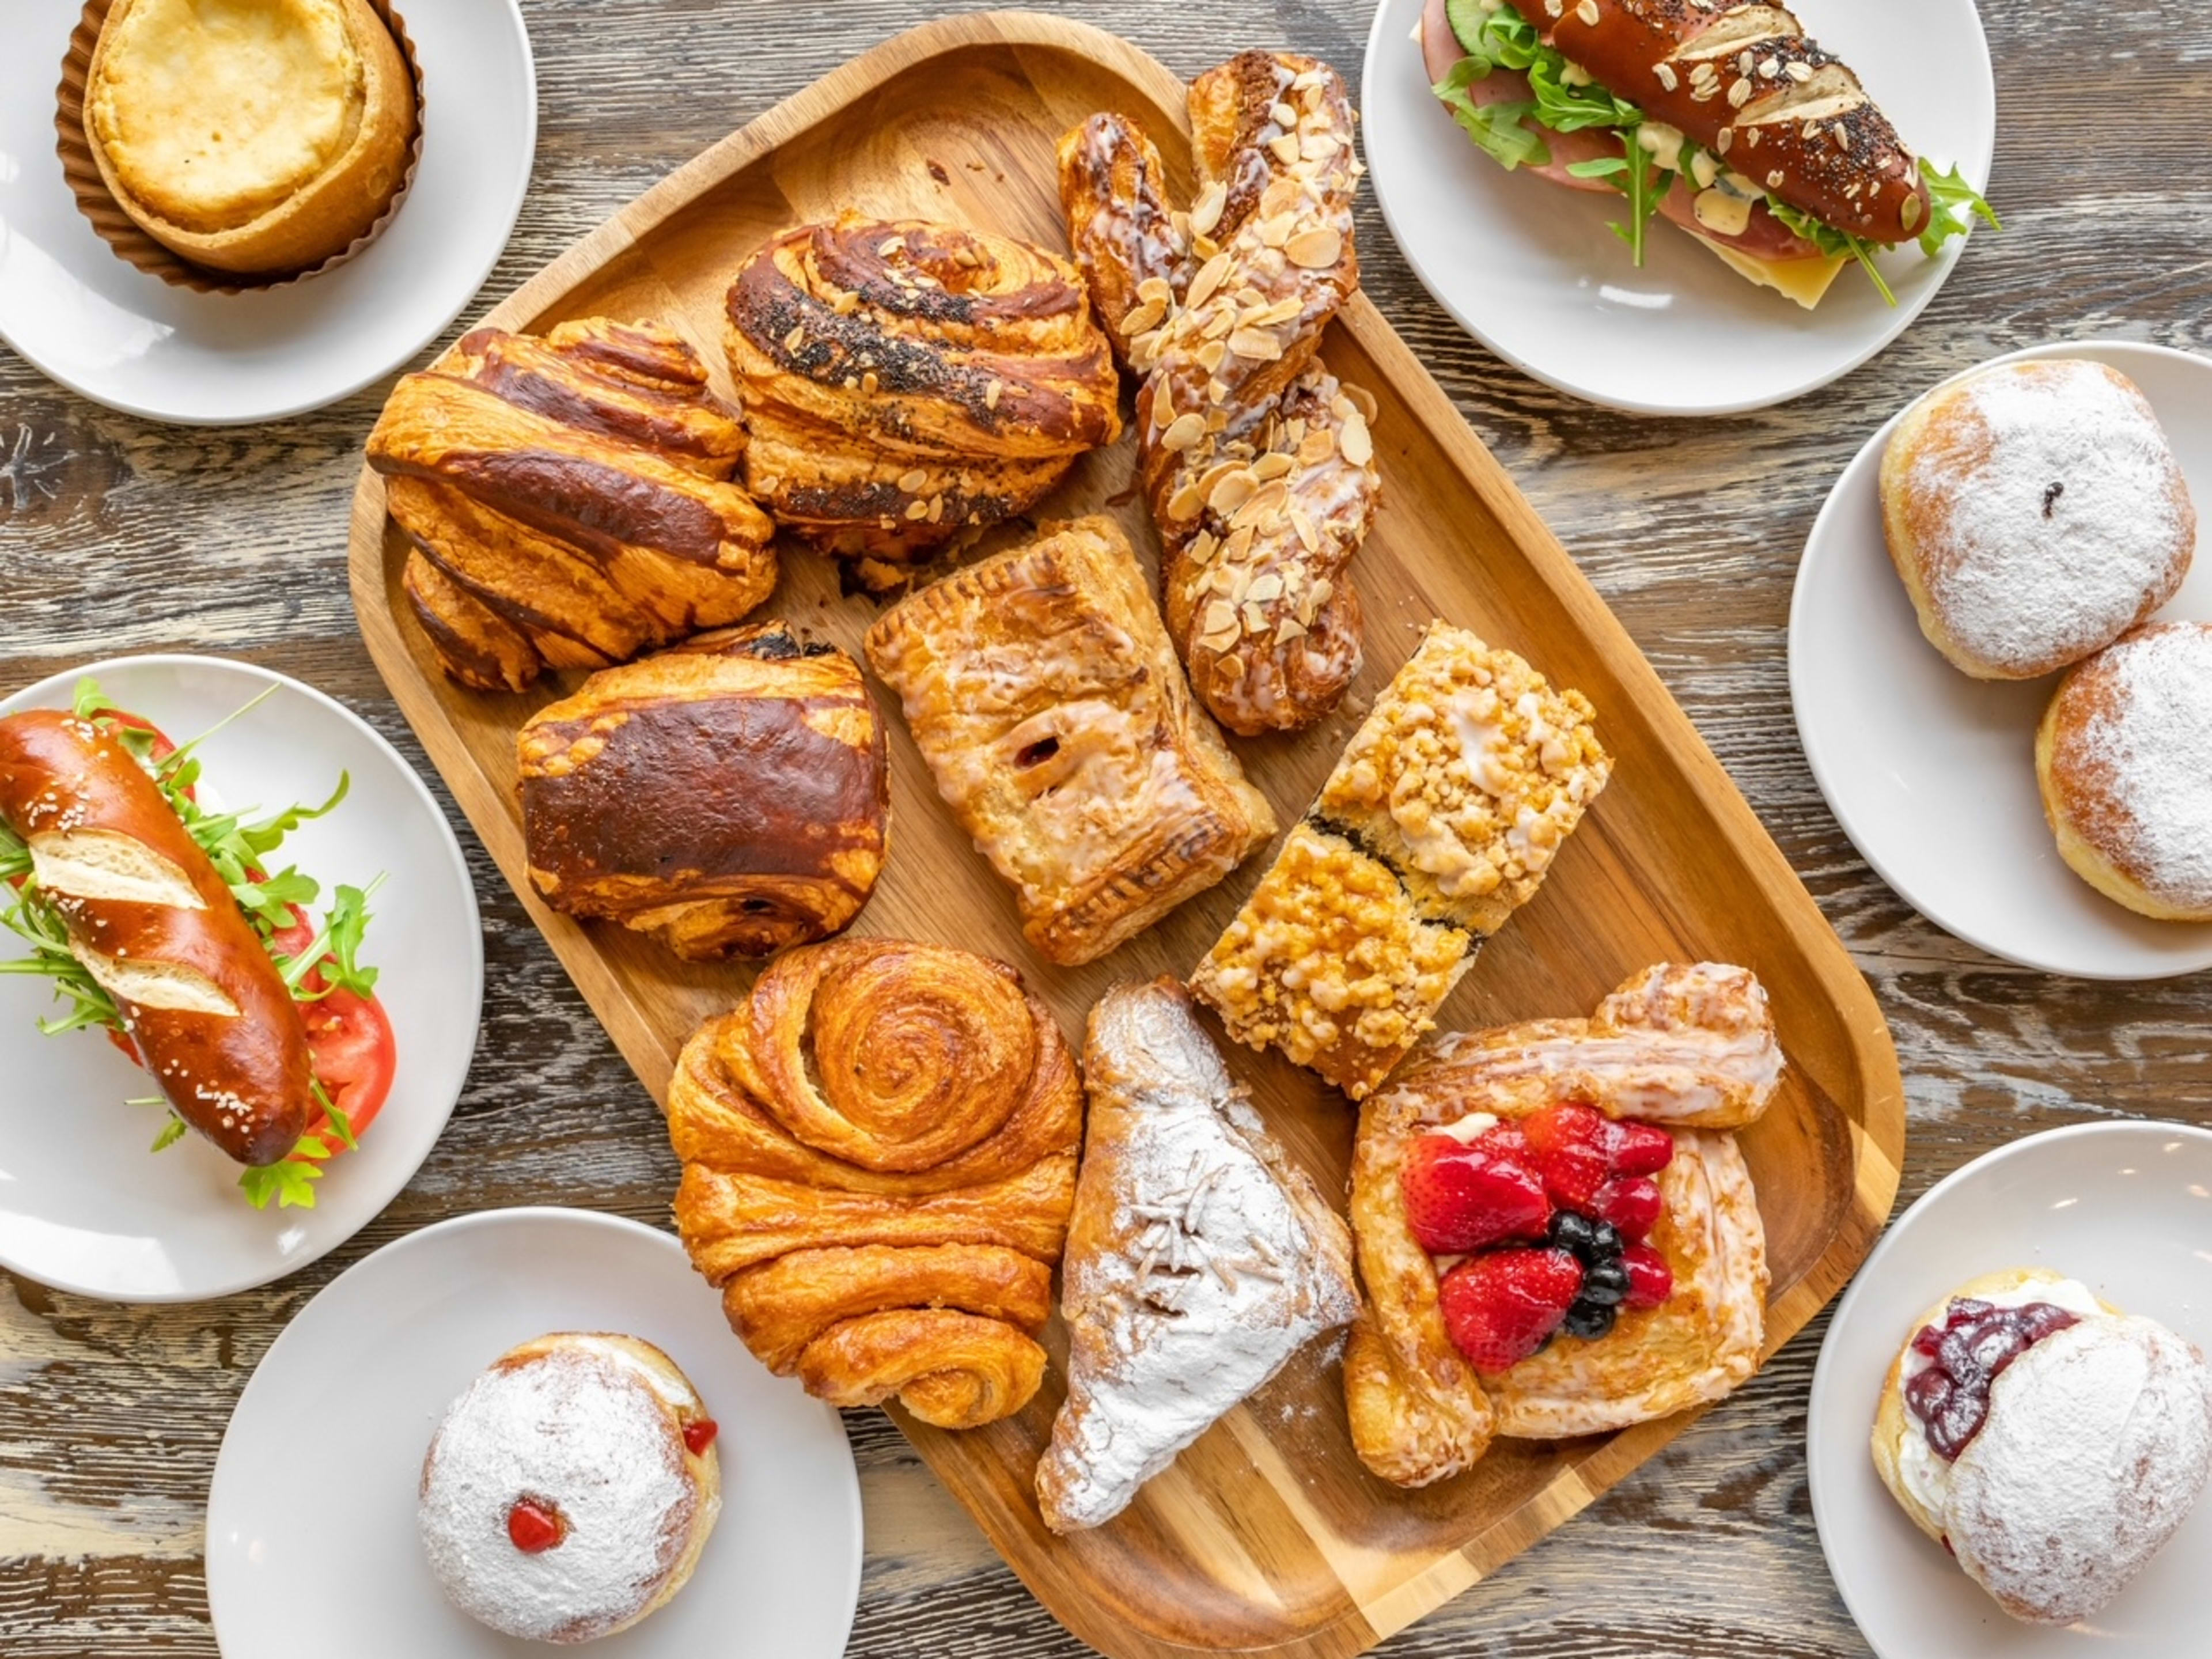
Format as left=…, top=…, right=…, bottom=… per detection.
left=1692, top=238, right=1848, bottom=310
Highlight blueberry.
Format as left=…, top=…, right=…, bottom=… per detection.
left=1548, top=1213, right=1597, bottom=1254
left=1586, top=1220, right=1623, bottom=1260
left=1563, top=1300, right=1616, bottom=1340
left=1581, top=1262, right=1630, bottom=1307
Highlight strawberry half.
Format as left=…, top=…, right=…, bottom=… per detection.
left=1588, top=1175, right=1664, bottom=1243
left=1437, top=1247, right=1583, bottom=1373
left=1401, top=1131, right=1551, bottom=1254
left=1521, top=1101, right=1613, bottom=1210
left=1604, top=1119, right=1675, bottom=1177
left=1622, top=1244, right=1674, bottom=1309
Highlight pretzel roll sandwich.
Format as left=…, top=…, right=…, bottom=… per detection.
left=0, top=687, right=393, bottom=1207
left=669, top=938, right=1082, bottom=1429
left=725, top=216, right=1123, bottom=571
left=1423, top=0, right=1998, bottom=307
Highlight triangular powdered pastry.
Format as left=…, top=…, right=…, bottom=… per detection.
left=1036, top=978, right=1359, bottom=1533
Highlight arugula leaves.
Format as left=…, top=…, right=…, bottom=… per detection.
left=1429, top=0, right=1999, bottom=298
left=3, top=679, right=385, bottom=1210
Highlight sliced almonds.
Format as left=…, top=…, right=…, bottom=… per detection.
left=1339, top=412, right=1374, bottom=467
left=1286, top=225, right=1343, bottom=269
left=1190, top=181, right=1229, bottom=236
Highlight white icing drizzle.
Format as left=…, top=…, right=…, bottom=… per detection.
left=1913, top=360, right=2192, bottom=675
left=418, top=1341, right=699, bottom=1644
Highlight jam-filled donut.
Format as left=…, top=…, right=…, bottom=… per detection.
left=2037, top=621, right=2212, bottom=922
left=419, top=1332, right=722, bottom=1645
left=1881, top=359, right=2195, bottom=680
left=1872, top=1267, right=2212, bottom=1626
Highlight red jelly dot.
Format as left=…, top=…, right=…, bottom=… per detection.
left=683, top=1418, right=719, bottom=1456
left=506, top=1498, right=564, bottom=1553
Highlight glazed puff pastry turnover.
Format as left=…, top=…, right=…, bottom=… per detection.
left=1345, top=964, right=1781, bottom=1487
left=865, top=516, right=1275, bottom=967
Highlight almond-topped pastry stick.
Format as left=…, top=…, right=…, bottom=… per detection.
left=1191, top=622, right=1611, bottom=1099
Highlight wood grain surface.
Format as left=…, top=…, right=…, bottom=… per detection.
left=3, top=1, right=2209, bottom=1656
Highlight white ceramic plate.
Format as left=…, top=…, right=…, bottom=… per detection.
left=206, top=1208, right=862, bottom=1659
left=0, top=0, right=535, bottom=425
left=1789, top=340, right=2212, bottom=979
left=1808, top=1122, right=2212, bottom=1656
left=1359, top=0, right=1997, bottom=414
left=0, top=654, right=481, bottom=1300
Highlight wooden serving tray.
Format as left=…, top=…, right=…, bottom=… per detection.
left=346, top=13, right=1904, bottom=1657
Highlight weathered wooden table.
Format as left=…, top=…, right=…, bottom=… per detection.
left=3, top=1, right=2207, bottom=1653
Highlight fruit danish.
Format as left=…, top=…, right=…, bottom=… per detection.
left=1344, top=963, right=1781, bottom=1487
left=668, top=939, right=1082, bottom=1429
left=724, top=214, right=1122, bottom=573
left=1871, top=1268, right=2212, bottom=1624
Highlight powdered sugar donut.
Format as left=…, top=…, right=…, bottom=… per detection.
left=1881, top=359, right=2196, bottom=680
left=1870, top=1268, right=2212, bottom=1626
left=2037, top=622, right=2212, bottom=921
left=419, top=1332, right=722, bottom=1645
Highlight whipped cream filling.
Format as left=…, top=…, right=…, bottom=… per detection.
left=1896, top=1277, right=2104, bottom=1518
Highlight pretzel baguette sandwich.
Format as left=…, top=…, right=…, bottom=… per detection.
left=1422, top=0, right=1997, bottom=307
left=0, top=681, right=393, bottom=1209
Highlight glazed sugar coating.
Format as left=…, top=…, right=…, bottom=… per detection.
left=1190, top=822, right=1472, bottom=1101
left=1317, top=626, right=1612, bottom=934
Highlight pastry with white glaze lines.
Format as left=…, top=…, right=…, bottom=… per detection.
left=1036, top=978, right=1358, bottom=1534
left=1871, top=1268, right=2212, bottom=1626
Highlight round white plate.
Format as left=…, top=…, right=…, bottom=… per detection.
left=206, top=1207, right=862, bottom=1659
left=1809, top=1122, right=2212, bottom=1656
left=0, top=654, right=481, bottom=1300
left=1789, top=340, right=2212, bottom=979
left=0, top=0, right=535, bottom=426
left=1359, top=0, right=1997, bottom=414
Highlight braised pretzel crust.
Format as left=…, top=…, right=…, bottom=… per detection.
left=865, top=516, right=1274, bottom=967
left=669, top=940, right=1081, bottom=1430
left=1346, top=964, right=1781, bottom=1486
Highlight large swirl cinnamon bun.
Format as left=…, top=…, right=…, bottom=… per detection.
left=724, top=215, right=1122, bottom=565
left=669, top=938, right=1081, bottom=1429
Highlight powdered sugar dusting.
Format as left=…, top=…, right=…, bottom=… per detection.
left=419, top=1342, right=695, bottom=1643
left=1946, top=1315, right=2212, bottom=1624
left=1914, top=361, right=2193, bottom=675
left=2071, top=623, right=2212, bottom=910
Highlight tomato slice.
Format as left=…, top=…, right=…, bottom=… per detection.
left=100, top=707, right=175, bottom=762
left=264, top=908, right=399, bottom=1156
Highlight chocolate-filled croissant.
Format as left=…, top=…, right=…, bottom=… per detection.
left=516, top=621, right=889, bottom=961
left=724, top=215, right=1122, bottom=565
left=670, top=939, right=1082, bottom=1429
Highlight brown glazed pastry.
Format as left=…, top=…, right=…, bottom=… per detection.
left=864, top=516, right=1275, bottom=967
left=366, top=318, right=777, bottom=692
left=82, top=0, right=417, bottom=276
left=1191, top=623, right=1611, bottom=1099
left=516, top=622, right=888, bottom=961
left=724, top=215, right=1122, bottom=567
left=1059, top=53, right=1378, bottom=736
left=669, top=940, right=1083, bottom=1429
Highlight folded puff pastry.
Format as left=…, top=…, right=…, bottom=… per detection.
left=516, top=621, right=889, bottom=961
left=670, top=938, right=1082, bottom=1430
left=1346, top=963, right=1782, bottom=1487
left=864, top=516, right=1275, bottom=967
left=367, top=317, right=777, bottom=691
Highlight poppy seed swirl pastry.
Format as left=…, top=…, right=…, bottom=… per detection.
left=1881, top=359, right=2195, bottom=680
left=1871, top=1268, right=2212, bottom=1625
left=1345, top=964, right=1781, bottom=1488
left=367, top=318, right=778, bottom=692
left=2036, top=622, right=2212, bottom=922
left=669, top=939, right=1082, bottom=1429
left=1059, top=52, right=1380, bottom=736
left=418, top=1332, right=722, bottom=1646
left=724, top=215, right=1122, bottom=565
left=517, top=622, right=890, bottom=960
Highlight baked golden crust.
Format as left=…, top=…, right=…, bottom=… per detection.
left=725, top=215, right=1121, bottom=561
left=516, top=622, right=889, bottom=961
left=1059, top=54, right=1378, bottom=735
left=369, top=319, right=775, bottom=691
left=864, top=516, right=1275, bottom=967
left=1346, top=964, right=1781, bottom=1487
left=1190, top=623, right=1610, bottom=1098
left=668, top=940, right=1081, bottom=1430
left=84, top=0, right=416, bottom=275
